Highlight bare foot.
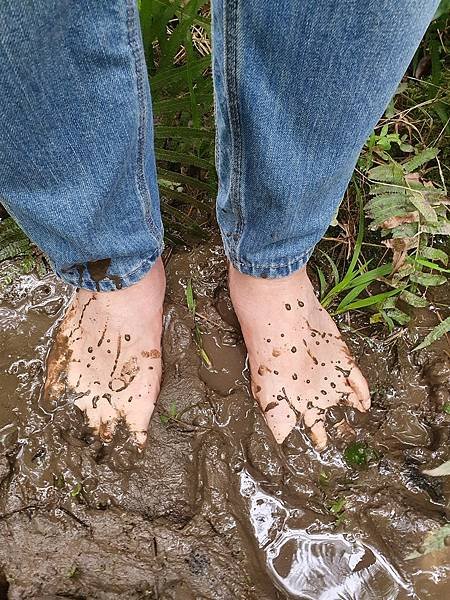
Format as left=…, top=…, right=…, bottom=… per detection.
left=229, top=264, right=370, bottom=449
left=44, top=258, right=165, bottom=446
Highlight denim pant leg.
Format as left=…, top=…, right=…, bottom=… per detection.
left=212, top=0, right=439, bottom=278
left=0, top=1, right=163, bottom=292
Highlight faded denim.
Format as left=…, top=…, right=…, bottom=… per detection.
left=0, top=0, right=439, bottom=289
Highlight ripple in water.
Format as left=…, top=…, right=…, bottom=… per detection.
left=240, top=470, right=411, bottom=599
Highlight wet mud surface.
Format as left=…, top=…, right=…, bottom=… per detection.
left=0, top=240, right=449, bottom=599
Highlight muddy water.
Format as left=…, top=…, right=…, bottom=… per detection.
left=0, top=240, right=449, bottom=599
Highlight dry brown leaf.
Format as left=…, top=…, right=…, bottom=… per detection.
left=383, top=236, right=419, bottom=272
left=380, top=211, right=419, bottom=230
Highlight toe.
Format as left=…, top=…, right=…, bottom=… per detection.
left=98, top=415, right=119, bottom=442
left=304, top=408, right=328, bottom=450
left=262, top=401, right=297, bottom=444
left=130, top=430, right=148, bottom=449
left=347, top=367, right=371, bottom=411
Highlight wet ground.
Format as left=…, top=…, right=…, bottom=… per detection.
left=0, top=240, right=449, bottom=599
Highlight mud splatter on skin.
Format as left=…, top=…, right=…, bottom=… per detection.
left=109, top=357, right=140, bottom=393
left=285, top=303, right=291, bottom=310
left=306, top=348, right=319, bottom=365
left=102, top=393, right=112, bottom=405
left=124, top=334, right=131, bottom=342
left=335, top=365, right=351, bottom=378
left=276, top=386, right=301, bottom=421
left=272, top=349, right=281, bottom=357
left=97, top=324, right=107, bottom=347
left=110, top=337, right=122, bottom=379
left=257, top=365, right=272, bottom=376
left=264, top=401, right=279, bottom=413
left=141, top=349, right=161, bottom=359
left=68, top=297, right=94, bottom=340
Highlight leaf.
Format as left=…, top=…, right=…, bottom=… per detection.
left=380, top=212, right=419, bottom=230
left=318, top=250, right=340, bottom=287
left=383, top=237, right=417, bottom=272
left=403, top=148, right=439, bottom=173
left=185, top=279, right=196, bottom=314
left=409, top=194, right=438, bottom=222
left=329, top=498, right=346, bottom=514
left=411, top=257, right=450, bottom=273
left=421, top=221, right=450, bottom=235
left=154, top=126, right=215, bottom=141
left=316, top=267, right=327, bottom=299
left=406, top=524, right=450, bottom=560
left=385, top=307, right=410, bottom=325
left=368, top=163, right=404, bottom=184
left=399, top=289, right=428, bottom=308
left=157, top=167, right=216, bottom=193
left=423, top=460, right=450, bottom=477
left=336, top=289, right=400, bottom=313
left=409, top=272, right=446, bottom=286
left=420, top=247, right=448, bottom=266
left=336, top=283, right=367, bottom=313
left=413, top=316, right=450, bottom=350
left=155, top=147, right=216, bottom=172
left=70, top=483, right=82, bottom=498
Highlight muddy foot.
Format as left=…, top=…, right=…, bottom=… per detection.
left=229, top=264, right=371, bottom=449
left=44, top=258, right=165, bottom=446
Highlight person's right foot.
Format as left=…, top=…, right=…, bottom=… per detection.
left=229, top=264, right=371, bottom=449
left=44, top=258, right=165, bottom=446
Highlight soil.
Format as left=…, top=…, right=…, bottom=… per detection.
left=0, top=239, right=449, bottom=599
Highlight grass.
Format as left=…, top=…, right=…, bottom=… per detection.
left=0, top=1, right=449, bottom=349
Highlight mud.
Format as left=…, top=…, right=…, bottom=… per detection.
left=0, top=239, right=449, bottom=599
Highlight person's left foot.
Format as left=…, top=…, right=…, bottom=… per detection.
left=229, top=264, right=371, bottom=449
left=44, top=259, right=165, bottom=446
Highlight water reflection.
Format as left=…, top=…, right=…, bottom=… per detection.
left=240, top=469, right=410, bottom=599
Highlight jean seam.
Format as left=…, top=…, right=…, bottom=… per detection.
left=224, top=0, right=245, bottom=250
left=125, top=0, right=161, bottom=245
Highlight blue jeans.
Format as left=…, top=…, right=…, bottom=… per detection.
left=0, top=1, right=438, bottom=290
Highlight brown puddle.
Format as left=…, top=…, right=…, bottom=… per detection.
left=0, top=240, right=449, bottom=599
